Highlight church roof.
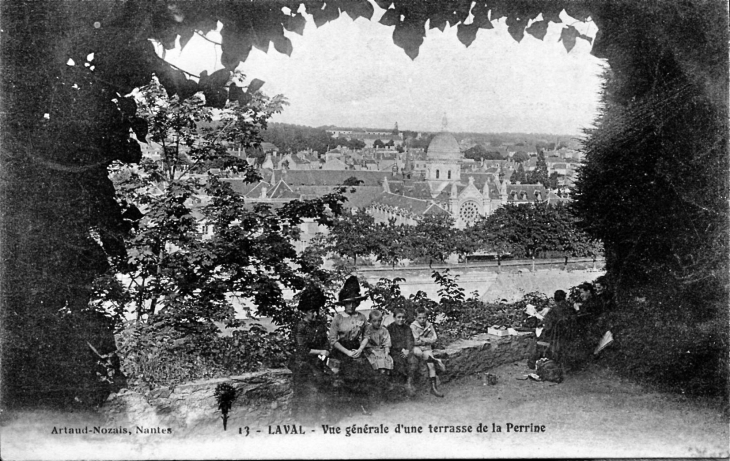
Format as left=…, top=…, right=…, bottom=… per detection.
left=546, top=191, right=571, bottom=205
left=268, top=180, right=300, bottom=199
left=391, top=181, right=432, bottom=200
left=505, top=184, right=549, bottom=202
left=244, top=182, right=270, bottom=198
left=271, top=170, right=393, bottom=187
left=342, top=186, right=384, bottom=209
left=427, top=132, right=461, bottom=161
left=222, top=178, right=267, bottom=196
left=369, top=192, right=450, bottom=217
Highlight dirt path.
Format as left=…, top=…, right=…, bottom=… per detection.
left=344, top=361, right=729, bottom=458
left=2, top=362, right=726, bottom=459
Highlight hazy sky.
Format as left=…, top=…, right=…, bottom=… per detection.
left=158, top=4, right=605, bottom=135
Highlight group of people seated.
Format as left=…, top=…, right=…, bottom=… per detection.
left=289, top=276, right=447, bottom=421
left=529, top=277, right=615, bottom=374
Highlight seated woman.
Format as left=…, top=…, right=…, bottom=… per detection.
left=386, top=308, right=418, bottom=396
left=533, top=289, right=579, bottom=370
left=327, top=276, right=382, bottom=415
left=410, top=307, right=446, bottom=397
left=364, top=310, right=393, bottom=374
left=288, top=286, right=331, bottom=422
left=573, top=282, right=604, bottom=364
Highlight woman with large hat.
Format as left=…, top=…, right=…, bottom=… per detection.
left=289, top=285, right=331, bottom=422
left=327, top=276, right=381, bottom=415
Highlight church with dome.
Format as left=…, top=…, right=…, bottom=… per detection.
left=364, top=130, right=553, bottom=228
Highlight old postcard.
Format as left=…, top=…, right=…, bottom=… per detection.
left=1, top=0, right=728, bottom=459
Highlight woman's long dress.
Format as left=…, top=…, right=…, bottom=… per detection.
left=289, top=318, right=330, bottom=420
left=327, top=312, right=381, bottom=401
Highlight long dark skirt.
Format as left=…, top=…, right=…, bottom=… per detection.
left=330, top=341, right=385, bottom=410
left=529, top=318, right=588, bottom=370
left=290, top=359, right=331, bottom=422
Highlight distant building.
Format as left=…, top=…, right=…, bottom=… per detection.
left=227, top=131, right=561, bottom=233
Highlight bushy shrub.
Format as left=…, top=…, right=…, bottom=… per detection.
left=433, top=292, right=551, bottom=345
left=601, top=285, right=728, bottom=398
left=368, top=272, right=556, bottom=346
left=366, top=277, right=438, bottom=324
left=117, top=320, right=291, bottom=389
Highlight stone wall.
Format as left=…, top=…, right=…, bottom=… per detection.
left=102, top=369, right=293, bottom=436
left=434, top=332, right=534, bottom=383
left=102, top=334, right=533, bottom=431
left=356, top=267, right=603, bottom=306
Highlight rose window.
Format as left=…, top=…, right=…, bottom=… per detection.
left=459, top=201, right=479, bottom=223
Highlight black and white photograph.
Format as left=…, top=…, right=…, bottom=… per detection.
left=1, top=0, right=728, bottom=458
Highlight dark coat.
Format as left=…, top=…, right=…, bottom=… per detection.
left=387, top=322, right=414, bottom=352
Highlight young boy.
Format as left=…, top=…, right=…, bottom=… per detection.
left=364, top=310, right=393, bottom=374
left=410, top=307, right=446, bottom=397
left=386, top=308, right=418, bottom=396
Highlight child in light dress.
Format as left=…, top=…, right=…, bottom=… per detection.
left=364, top=310, right=393, bottom=374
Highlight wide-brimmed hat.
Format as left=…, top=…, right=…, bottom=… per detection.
left=337, top=276, right=368, bottom=305
left=297, top=286, right=326, bottom=312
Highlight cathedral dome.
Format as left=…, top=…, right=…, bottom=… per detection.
left=427, top=132, right=461, bottom=161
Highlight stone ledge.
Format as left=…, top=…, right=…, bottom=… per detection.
left=433, top=332, right=534, bottom=383
left=102, top=334, right=533, bottom=430
left=103, top=369, right=294, bottom=435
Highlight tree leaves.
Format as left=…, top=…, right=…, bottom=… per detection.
left=273, top=35, right=293, bottom=56
left=104, top=81, right=342, bottom=329
left=220, top=22, right=253, bottom=69
left=309, top=0, right=342, bottom=27
left=130, top=117, right=149, bottom=143
left=178, top=28, right=195, bottom=50
left=284, top=13, right=306, bottom=35
left=219, top=4, right=294, bottom=69
left=393, top=19, right=426, bottom=60
left=244, top=78, right=266, bottom=104
left=559, top=25, right=578, bottom=52
left=228, top=83, right=245, bottom=105
left=118, top=97, right=138, bottom=118
left=339, top=0, right=375, bottom=21
left=525, top=19, right=549, bottom=41
left=506, top=16, right=529, bottom=43
left=199, top=69, right=231, bottom=108
left=470, top=2, right=493, bottom=30
left=457, top=23, right=479, bottom=47
left=379, top=9, right=399, bottom=27
left=469, top=203, right=600, bottom=259
left=559, top=25, right=593, bottom=52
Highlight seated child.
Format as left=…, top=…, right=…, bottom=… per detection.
left=386, top=308, right=418, bottom=396
left=364, top=310, right=393, bottom=374
left=410, top=307, right=446, bottom=397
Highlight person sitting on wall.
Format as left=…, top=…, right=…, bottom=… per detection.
left=288, top=285, right=331, bottom=423
left=327, top=276, right=382, bottom=415
left=410, top=307, right=446, bottom=398
left=364, top=310, right=394, bottom=375
left=387, top=307, right=418, bottom=397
